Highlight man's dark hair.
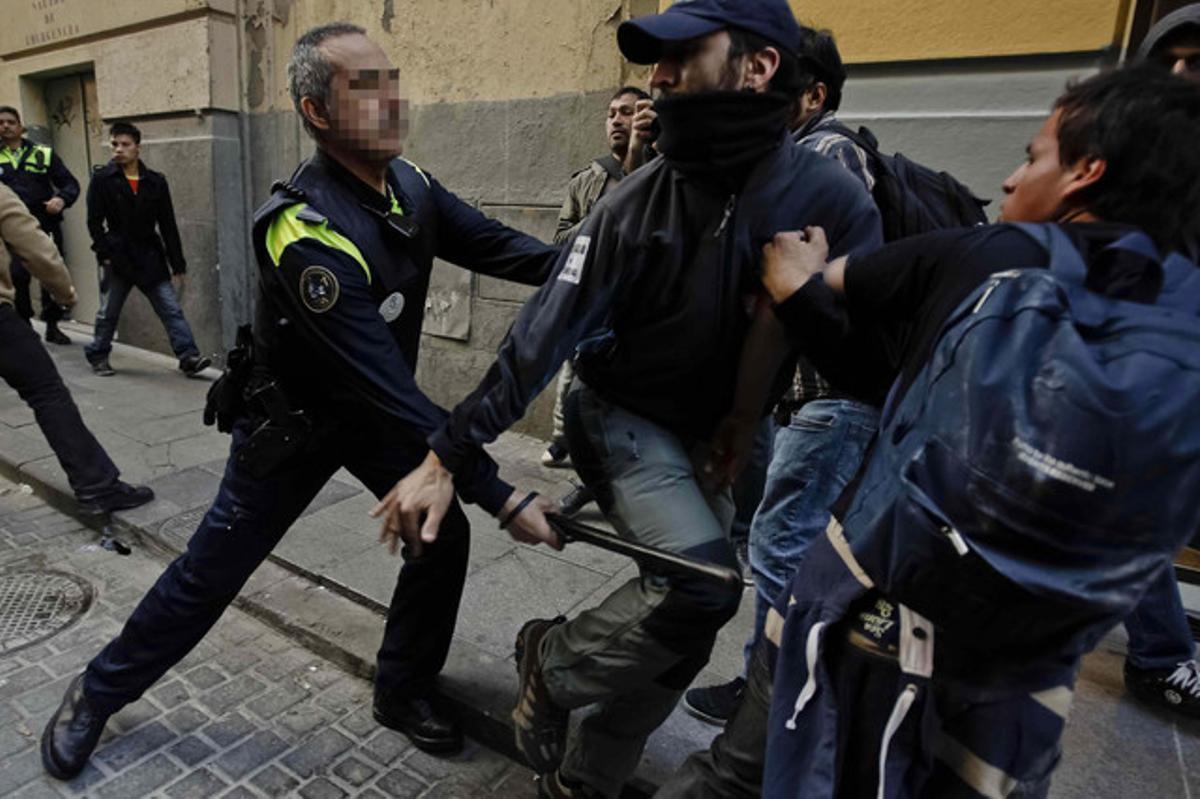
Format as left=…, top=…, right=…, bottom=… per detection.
left=288, top=22, right=368, bottom=138
left=0, top=105, right=20, bottom=122
left=726, top=29, right=805, bottom=99
left=1055, top=65, right=1200, bottom=254
left=109, top=122, right=141, bottom=143
left=796, top=27, right=846, bottom=113
left=612, top=85, right=650, bottom=103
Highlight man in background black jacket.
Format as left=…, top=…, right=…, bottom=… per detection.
left=0, top=104, right=79, bottom=345
left=83, top=122, right=209, bottom=377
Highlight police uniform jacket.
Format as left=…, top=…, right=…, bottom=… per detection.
left=251, top=150, right=558, bottom=515
left=0, top=138, right=79, bottom=230
left=87, top=160, right=186, bottom=290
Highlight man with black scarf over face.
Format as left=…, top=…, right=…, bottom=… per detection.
left=373, top=2, right=882, bottom=796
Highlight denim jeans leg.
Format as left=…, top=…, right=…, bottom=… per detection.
left=743, top=400, right=879, bottom=671
left=730, top=417, right=777, bottom=546
left=144, top=279, right=200, bottom=360
left=1124, top=566, right=1196, bottom=671
left=85, top=268, right=133, bottom=361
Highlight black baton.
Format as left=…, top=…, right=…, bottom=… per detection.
left=547, top=514, right=743, bottom=590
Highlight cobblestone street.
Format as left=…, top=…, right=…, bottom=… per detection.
left=0, top=475, right=537, bottom=799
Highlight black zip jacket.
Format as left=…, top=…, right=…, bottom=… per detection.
left=0, top=138, right=79, bottom=229
left=87, top=160, right=186, bottom=289
left=251, top=151, right=559, bottom=513
left=430, top=136, right=883, bottom=475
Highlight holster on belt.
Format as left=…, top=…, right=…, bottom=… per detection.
left=235, top=377, right=314, bottom=479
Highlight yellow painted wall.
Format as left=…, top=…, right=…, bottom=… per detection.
left=0, top=0, right=211, bottom=58
left=657, top=0, right=1130, bottom=63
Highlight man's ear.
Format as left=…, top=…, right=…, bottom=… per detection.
left=805, top=83, right=828, bottom=115
left=1064, top=155, right=1106, bottom=199
left=743, top=46, right=782, bottom=92
left=299, top=96, right=332, bottom=133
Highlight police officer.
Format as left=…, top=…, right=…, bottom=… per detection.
left=0, top=105, right=79, bottom=344
left=41, top=22, right=561, bottom=781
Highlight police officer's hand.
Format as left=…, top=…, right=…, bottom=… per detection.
left=500, top=491, right=563, bottom=550
left=43, top=197, right=65, bottom=215
left=371, top=450, right=455, bottom=558
left=761, top=227, right=831, bottom=304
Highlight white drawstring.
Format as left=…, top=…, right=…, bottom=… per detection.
left=876, top=684, right=919, bottom=799
left=786, top=621, right=826, bottom=730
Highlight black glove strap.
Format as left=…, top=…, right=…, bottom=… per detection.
left=500, top=491, right=539, bottom=530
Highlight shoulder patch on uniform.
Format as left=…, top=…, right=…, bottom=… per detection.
left=558, top=235, right=590, bottom=285
left=299, top=265, right=340, bottom=314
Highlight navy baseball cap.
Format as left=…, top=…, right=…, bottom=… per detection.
left=618, top=0, right=802, bottom=65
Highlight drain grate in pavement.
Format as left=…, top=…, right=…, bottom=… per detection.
left=0, top=571, right=93, bottom=655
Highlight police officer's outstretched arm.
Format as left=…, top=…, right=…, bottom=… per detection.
left=374, top=207, right=626, bottom=553
left=431, top=176, right=560, bottom=285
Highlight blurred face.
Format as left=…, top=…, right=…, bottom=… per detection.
left=650, top=31, right=743, bottom=98
left=999, top=111, right=1077, bottom=223
left=0, top=112, right=23, bottom=146
left=1151, top=31, right=1200, bottom=83
left=110, top=134, right=140, bottom=166
left=606, top=92, right=638, bottom=155
left=316, top=33, right=409, bottom=161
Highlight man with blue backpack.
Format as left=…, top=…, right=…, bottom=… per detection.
left=659, top=65, right=1200, bottom=797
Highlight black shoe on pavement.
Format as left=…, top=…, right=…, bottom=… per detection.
left=373, top=692, right=463, bottom=754
left=179, top=354, right=212, bottom=377
left=41, top=673, right=110, bottom=780
left=683, top=676, right=746, bottom=726
left=537, top=769, right=603, bottom=798
left=1125, top=659, right=1200, bottom=718
left=88, top=357, right=116, bottom=377
left=77, top=482, right=154, bottom=516
left=44, top=323, right=72, bottom=345
left=541, top=441, right=571, bottom=468
left=557, top=482, right=594, bottom=518
left=513, top=616, right=569, bottom=773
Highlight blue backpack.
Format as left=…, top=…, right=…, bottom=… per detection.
left=841, top=223, right=1200, bottom=660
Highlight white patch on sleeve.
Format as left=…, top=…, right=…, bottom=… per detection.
left=558, top=235, right=590, bottom=285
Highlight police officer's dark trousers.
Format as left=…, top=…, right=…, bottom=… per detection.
left=10, top=223, right=65, bottom=324
left=0, top=303, right=119, bottom=497
left=82, top=416, right=471, bottom=714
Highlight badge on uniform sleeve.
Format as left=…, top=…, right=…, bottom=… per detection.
left=378, top=292, right=405, bottom=322
left=299, top=265, right=340, bottom=314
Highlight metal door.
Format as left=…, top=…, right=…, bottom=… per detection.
left=43, top=73, right=105, bottom=324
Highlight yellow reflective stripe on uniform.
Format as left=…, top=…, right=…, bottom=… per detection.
left=399, top=157, right=430, bottom=188
left=0, top=146, right=22, bottom=168
left=387, top=188, right=404, bottom=216
left=266, top=203, right=371, bottom=284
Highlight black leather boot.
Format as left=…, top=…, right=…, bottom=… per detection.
left=41, top=673, right=110, bottom=780
left=373, top=691, right=463, bottom=755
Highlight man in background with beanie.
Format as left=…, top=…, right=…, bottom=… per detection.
left=375, top=2, right=882, bottom=795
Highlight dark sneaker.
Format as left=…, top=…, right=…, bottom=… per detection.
left=1125, top=659, right=1200, bottom=718
left=557, top=482, right=594, bottom=518
left=541, top=442, right=571, bottom=468
left=538, top=769, right=603, bottom=799
left=373, top=692, right=463, bottom=754
left=513, top=616, right=568, bottom=773
left=77, top=482, right=154, bottom=516
left=88, top=357, right=115, bottom=377
left=683, top=676, right=746, bottom=726
left=44, top=323, right=72, bottom=345
left=179, top=354, right=212, bottom=377
left=41, top=673, right=110, bottom=780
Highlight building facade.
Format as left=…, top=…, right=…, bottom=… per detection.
left=0, top=0, right=1184, bottom=438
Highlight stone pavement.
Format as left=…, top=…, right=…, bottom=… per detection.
left=0, top=473, right=538, bottom=798
left=2, top=324, right=1200, bottom=797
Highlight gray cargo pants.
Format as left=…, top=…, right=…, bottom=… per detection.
left=545, top=383, right=743, bottom=797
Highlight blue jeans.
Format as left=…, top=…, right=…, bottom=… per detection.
left=1124, top=566, right=1195, bottom=671
left=84, top=268, right=200, bottom=362
left=744, top=399, right=879, bottom=668
left=730, top=417, right=777, bottom=545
